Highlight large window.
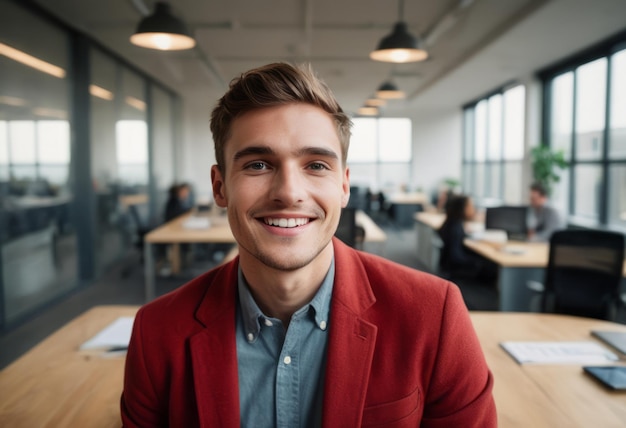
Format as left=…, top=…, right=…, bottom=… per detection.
left=541, top=35, right=626, bottom=231
left=347, top=117, right=412, bottom=192
left=462, top=84, right=526, bottom=205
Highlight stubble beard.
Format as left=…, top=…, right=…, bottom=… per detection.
left=244, top=236, right=333, bottom=272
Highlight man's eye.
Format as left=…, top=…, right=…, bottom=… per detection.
left=308, top=162, right=328, bottom=171
left=246, top=162, right=267, bottom=170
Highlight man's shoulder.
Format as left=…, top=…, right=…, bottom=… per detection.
left=137, top=260, right=237, bottom=323
left=340, top=244, right=454, bottom=299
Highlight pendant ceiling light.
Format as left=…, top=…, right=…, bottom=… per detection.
left=365, top=97, right=387, bottom=107
left=375, top=81, right=405, bottom=99
left=370, top=0, right=428, bottom=63
left=130, top=2, right=196, bottom=51
left=358, top=106, right=379, bottom=116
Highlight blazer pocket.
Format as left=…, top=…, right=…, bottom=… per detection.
left=361, top=387, right=421, bottom=427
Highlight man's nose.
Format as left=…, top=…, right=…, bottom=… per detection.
left=270, top=164, right=306, bottom=205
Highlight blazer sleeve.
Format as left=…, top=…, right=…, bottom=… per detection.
left=120, top=308, right=166, bottom=427
left=421, top=284, right=497, bottom=427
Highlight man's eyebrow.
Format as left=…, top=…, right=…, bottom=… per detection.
left=296, top=146, right=339, bottom=160
left=232, top=146, right=339, bottom=161
left=232, top=146, right=275, bottom=162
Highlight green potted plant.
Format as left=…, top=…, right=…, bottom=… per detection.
left=530, top=145, right=568, bottom=195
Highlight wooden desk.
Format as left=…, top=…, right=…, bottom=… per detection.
left=465, top=239, right=626, bottom=311
left=388, top=192, right=429, bottom=205
left=144, top=212, right=236, bottom=301
left=414, top=212, right=483, bottom=272
left=355, top=210, right=387, bottom=257
left=0, top=305, right=138, bottom=428
left=415, top=212, right=626, bottom=311
left=471, top=312, right=626, bottom=427
left=387, top=192, right=429, bottom=228
left=118, top=193, right=148, bottom=210
left=3, top=307, right=624, bottom=427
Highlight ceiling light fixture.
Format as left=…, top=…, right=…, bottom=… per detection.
left=0, top=42, right=66, bottom=78
left=130, top=2, right=196, bottom=51
left=375, top=81, right=405, bottom=99
left=365, top=98, right=387, bottom=107
left=125, top=96, right=147, bottom=111
left=89, top=85, right=115, bottom=101
left=358, top=106, right=379, bottom=116
left=369, top=0, right=428, bottom=63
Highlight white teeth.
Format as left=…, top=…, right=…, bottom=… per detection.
left=265, top=217, right=309, bottom=228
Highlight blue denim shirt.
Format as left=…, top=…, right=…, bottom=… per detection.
left=236, top=260, right=334, bottom=428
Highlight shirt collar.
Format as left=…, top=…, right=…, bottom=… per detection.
left=237, top=259, right=335, bottom=342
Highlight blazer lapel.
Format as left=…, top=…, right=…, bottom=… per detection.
left=190, top=260, right=241, bottom=428
left=322, top=307, right=377, bottom=427
left=322, top=239, right=378, bottom=427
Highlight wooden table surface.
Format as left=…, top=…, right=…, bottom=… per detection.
left=145, top=211, right=236, bottom=244
left=3, top=310, right=626, bottom=427
left=0, top=305, right=138, bottom=428
left=415, top=211, right=626, bottom=274
left=472, top=312, right=626, bottom=428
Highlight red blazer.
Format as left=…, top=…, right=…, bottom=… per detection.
left=121, top=238, right=496, bottom=427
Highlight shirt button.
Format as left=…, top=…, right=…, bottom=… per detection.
left=264, top=319, right=273, bottom=327
left=320, top=320, right=327, bottom=330
left=283, top=356, right=292, bottom=365
left=247, top=333, right=254, bottom=342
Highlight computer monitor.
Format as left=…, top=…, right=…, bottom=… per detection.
left=485, top=206, right=528, bottom=240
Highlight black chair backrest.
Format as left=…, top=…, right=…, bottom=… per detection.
left=335, top=207, right=357, bottom=247
left=543, top=229, right=625, bottom=319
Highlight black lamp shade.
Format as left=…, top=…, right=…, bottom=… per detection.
left=130, top=2, right=195, bottom=50
left=375, top=81, right=405, bottom=99
left=370, top=22, right=428, bottom=63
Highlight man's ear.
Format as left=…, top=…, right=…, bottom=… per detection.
left=211, top=165, right=228, bottom=207
left=341, top=167, right=350, bottom=208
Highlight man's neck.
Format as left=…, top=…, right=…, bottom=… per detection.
left=239, top=244, right=334, bottom=326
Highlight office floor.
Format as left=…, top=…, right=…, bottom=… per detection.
left=0, top=216, right=622, bottom=370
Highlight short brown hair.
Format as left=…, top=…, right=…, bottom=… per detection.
left=530, top=182, right=548, bottom=197
left=210, top=62, right=352, bottom=172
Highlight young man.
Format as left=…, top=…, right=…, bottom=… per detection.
left=527, top=182, right=564, bottom=242
left=121, top=63, right=496, bottom=427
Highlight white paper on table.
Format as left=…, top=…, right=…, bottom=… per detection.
left=183, top=216, right=211, bottom=229
left=500, top=341, right=619, bottom=365
left=79, top=316, right=134, bottom=351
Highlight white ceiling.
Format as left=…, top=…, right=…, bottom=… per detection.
left=29, top=0, right=626, bottom=116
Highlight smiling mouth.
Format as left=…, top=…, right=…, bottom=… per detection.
left=263, top=217, right=310, bottom=228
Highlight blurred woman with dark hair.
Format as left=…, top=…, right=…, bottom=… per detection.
left=438, top=195, right=494, bottom=280
left=164, top=182, right=192, bottom=222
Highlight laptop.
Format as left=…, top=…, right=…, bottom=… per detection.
left=591, top=330, right=626, bottom=355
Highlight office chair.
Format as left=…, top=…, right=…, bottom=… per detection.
left=334, top=208, right=365, bottom=249
left=532, top=229, right=625, bottom=320
left=128, top=203, right=153, bottom=255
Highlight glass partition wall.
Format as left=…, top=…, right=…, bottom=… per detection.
left=0, top=1, right=181, bottom=330
left=0, top=2, right=75, bottom=325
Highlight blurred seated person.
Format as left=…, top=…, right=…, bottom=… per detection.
left=164, top=182, right=192, bottom=222
left=160, top=183, right=193, bottom=275
left=527, top=182, right=564, bottom=242
left=438, top=195, right=496, bottom=280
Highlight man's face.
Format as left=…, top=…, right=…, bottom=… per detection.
left=529, top=190, right=545, bottom=208
left=211, top=103, right=350, bottom=271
